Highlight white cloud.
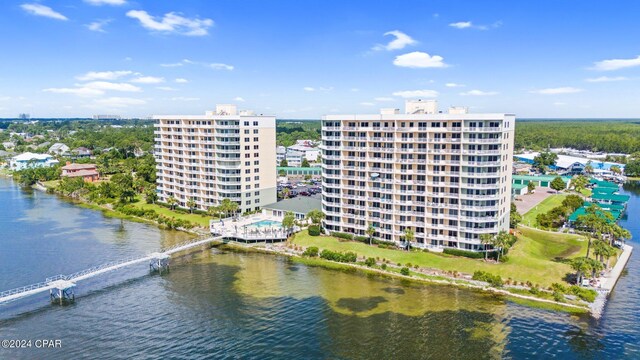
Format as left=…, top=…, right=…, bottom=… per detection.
left=126, top=10, right=214, bottom=36
left=449, top=21, right=472, bottom=29
left=592, top=55, right=640, bottom=71
left=449, top=21, right=501, bottom=30
left=131, top=76, right=165, bottom=84
left=93, top=97, right=146, bottom=107
left=160, top=62, right=184, bottom=67
left=209, top=63, right=234, bottom=70
left=233, top=96, right=246, bottom=102
left=21, top=4, right=68, bottom=21
left=86, top=19, right=112, bottom=33
left=529, top=87, right=583, bottom=95
left=585, top=76, right=628, bottom=83
left=392, top=90, right=439, bottom=98
left=84, top=0, right=127, bottom=5
left=372, top=30, right=417, bottom=51
left=393, top=51, right=447, bottom=68
left=374, top=97, right=395, bottom=102
left=156, top=86, right=177, bottom=91
left=303, top=87, right=315, bottom=92
left=83, top=81, right=142, bottom=92
left=445, top=83, right=465, bottom=87
left=76, top=70, right=132, bottom=81
left=360, top=102, right=375, bottom=106
left=175, top=78, right=189, bottom=83
left=460, top=89, right=499, bottom=96
left=171, top=97, right=200, bottom=101
left=554, top=102, right=566, bottom=106
left=43, top=87, right=104, bottom=97
left=350, top=88, right=360, bottom=92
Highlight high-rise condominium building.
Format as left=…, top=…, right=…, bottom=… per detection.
left=154, top=104, right=277, bottom=214
left=321, top=100, right=515, bottom=251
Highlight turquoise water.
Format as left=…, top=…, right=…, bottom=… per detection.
left=249, top=219, right=282, bottom=228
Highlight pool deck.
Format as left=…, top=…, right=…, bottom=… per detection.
left=209, top=214, right=295, bottom=242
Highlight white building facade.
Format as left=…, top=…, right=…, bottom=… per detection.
left=321, top=100, right=515, bottom=251
left=154, top=105, right=277, bottom=213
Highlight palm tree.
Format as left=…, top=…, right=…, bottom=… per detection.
left=207, top=206, right=220, bottom=219
left=570, top=258, right=591, bottom=285
left=281, top=188, right=290, bottom=199
left=366, top=223, right=376, bottom=246
left=219, top=199, right=239, bottom=218
left=479, top=233, right=493, bottom=261
left=404, top=228, right=414, bottom=251
left=305, top=209, right=325, bottom=225
left=186, top=198, right=197, bottom=214
left=167, top=196, right=178, bottom=210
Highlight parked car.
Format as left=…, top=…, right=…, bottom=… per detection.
left=299, top=191, right=310, bottom=196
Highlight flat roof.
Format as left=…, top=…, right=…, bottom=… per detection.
left=512, top=175, right=572, bottom=182
left=590, top=179, right=619, bottom=188
left=569, top=207, right=620, bottom=223
left=592, top=193, right=630, bottom=202
left=515, top=152, right=625, bottom=170
left=512, top=183, right=527, bottom=190
left=263, top=197, right=321, bottom=215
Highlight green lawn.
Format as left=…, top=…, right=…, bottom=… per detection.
left=133, top=199, right=212, bottom=227
left=291, top=227, right=587, bottom=287
left=522, top=194, right=568, bottom=228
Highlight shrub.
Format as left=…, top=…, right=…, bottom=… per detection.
left=569, top=286, right=597, bottom=302
left=354, top=235, right=369, bottom=243
left=551, top=283, right=567, bottom=293
left=364, top=257, right=376, bottom=267
left=553, top=291, right=565, bottom=302
left=308, top=225, right=321, bottom=236
left=472, top=271, right=504, bottom=287
left=529, top=287, right=541, bottom=296
left=400, top=267, right=410, bottom=276
left=443, top=248, right=484, bottom=259
left=319, top=249, right=357, bottom=263
left=332, top=232, right=354, bottom=241
left=302, top=246, right=319, bottom=257
left=381, top=263, right=387, bottom=270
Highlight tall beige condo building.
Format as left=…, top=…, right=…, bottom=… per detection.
left=154, top=104, right=277, bottom=213
left=321, top=100, right=514, bottom=251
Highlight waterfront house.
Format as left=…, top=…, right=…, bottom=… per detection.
left=9, top=152, right=59, bottom=171
left=61, top=162, right=100, bottom=182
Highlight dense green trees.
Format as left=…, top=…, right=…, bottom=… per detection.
left=301, top=158, right=310, bottom=167
left=276, top=121, right=320, bottom=147
left=305, top=209, right=325, bottom=225
left=533, top=150, right=558, bottom=171
left=515, top=120, right=640, bottom=154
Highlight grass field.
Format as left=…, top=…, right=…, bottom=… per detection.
left=522, top=194, right=568, bottom=228
left=133, top=199, right=212, bottom=227
left=291, top=227, right=587, bottom=287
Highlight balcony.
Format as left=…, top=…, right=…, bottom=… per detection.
left=463, top=127, right=502, bottom=133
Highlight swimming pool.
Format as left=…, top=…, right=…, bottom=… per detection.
left=248, top=219, right=282, bottom=228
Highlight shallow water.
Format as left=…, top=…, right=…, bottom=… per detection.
left=0, top=178, right=638, bottom=359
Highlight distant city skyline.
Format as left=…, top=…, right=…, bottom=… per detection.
left=1, top=0, right=639, bottom=118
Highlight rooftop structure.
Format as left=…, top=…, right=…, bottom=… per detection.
left=515, top=152, right=625, bottom=174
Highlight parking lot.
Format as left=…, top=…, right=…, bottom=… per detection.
left=277, top=179, right=321, bottom=199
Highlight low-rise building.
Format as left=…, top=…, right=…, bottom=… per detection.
left=286, top=144, right=320, bottom=163
left=61, top=163, right=100, bottom=182
left=276, top=146, right=286, bottom=165
left=10, top=152, right=59, bottom=171
left=48, top=143, right=70, bottom=155
left=285, top=151, right=304, bottom=167
left=262, top=197, right=322, bottom=221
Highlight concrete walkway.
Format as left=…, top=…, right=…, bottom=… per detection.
left=590, top=244, right=633, bottom=318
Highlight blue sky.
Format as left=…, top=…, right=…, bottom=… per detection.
left=1, top=0, right=639, bottom=118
